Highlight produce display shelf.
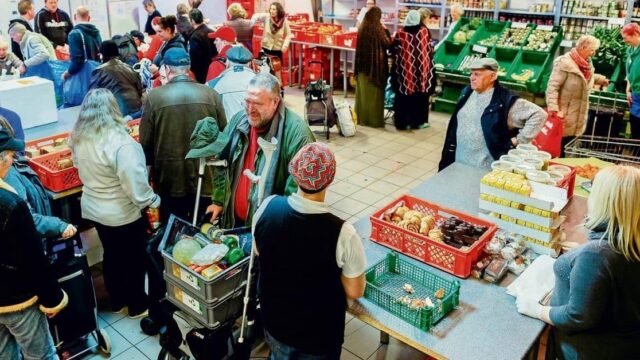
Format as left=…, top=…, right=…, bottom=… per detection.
left=559, top=14, right=613, bottom=21
left=399, top=2, right=442, bottom=9
left=506, top=50, right=552, bottom=94
left=499, top=9, right=555, bottom=16
left=462, top=7, right=494, bottom=12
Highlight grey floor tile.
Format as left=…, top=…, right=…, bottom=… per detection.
left=358, top=166, right=393, bottom=180
left=110, top=316, right=149, bottom=348
left=367, top=337, right=428, bottom=360
left=335, top=167, right=357, bottom=181
left=367, top=146, right=396, bottom=158
left=392, top=165, right=425, bottom=179
left=341, top=348, right=362, bottom=360
left=374, top=159, right=405, bottom=172
left=113, top=346, right=149, bottom=360
left=344, top=317, right=367, bottom=337
left=85, top=326, right=133, bottom=359
left=380, top=142, right=405, bottom=152
left=343, top=324, right=383, bottom=359
left=386, top=153, right=420, bottom=165
left=331, top=181, right=362, bottom=197
left=383, top=173, right=414, bottom=187
left=325, top=190, right=345, bottom=206
left=331, top=197, right=368, bottom=216
left=98, top=310, right=126, bottom=325
left=353, top=152, right=383, bottom=165
left=135, top=335, right=161, bottom=359
left=341, top=159, right=370, bottom=172
left=343, top=173, right=377, bottom=188
left=367, top=180, right=401, bottom=196
left=350, top=188, right=387, bottom=206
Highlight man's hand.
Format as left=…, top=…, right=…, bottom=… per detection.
left=628, top=91, right=633, bottom=106
left=206, top=204, right=223, bottom=223
left=61, top=224, right=77, bottom=239
left=149, top=64, right=159, bottom=74
left=61, top=71, right=70, bottom=81
left=18, top=65, right=26, bottom=74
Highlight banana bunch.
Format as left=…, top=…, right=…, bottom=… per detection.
left=511, top=69, right=535, bottom=82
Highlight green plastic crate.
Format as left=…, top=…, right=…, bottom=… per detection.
left=506, top=50, right=551, bottom=93
left=494, top=24, right=535, bottom=51
left=522, top=25, right=563, bottom=53
left=433, top=41, right=467, bottom=73
left=364, top=252, right=461, bottom=331
left=433, top=98, right=457, bottom=114
left=441, top=83, right=465, bottom=101
left=471, top=20, right=509, bottom=46
left=489, top=47, right=519, bottom=80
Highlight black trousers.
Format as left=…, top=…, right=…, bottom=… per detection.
left=159, top=194, right=210, bottom=224
left=261, top=47, right=283, bottom=63
left=94, top=217, right=149, bottom=314
left=630, top=113, right=640, bottom=140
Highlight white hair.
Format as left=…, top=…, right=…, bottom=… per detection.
left=450, top=3, right=464, bottom=15
left=576, top=35, right=600, bottom=51
left=248, top=73, right=281, bottom=99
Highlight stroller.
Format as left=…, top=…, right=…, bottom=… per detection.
left=304, top=61, right=336, bottom=140
left=46, top=235, right=111, bottom=360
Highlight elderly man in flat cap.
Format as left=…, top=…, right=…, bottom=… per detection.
left=252, top=142, right=366, bottom=359
left=439, top=57, right=546, bottom=170
left=208, top=45, right=257, bottom=120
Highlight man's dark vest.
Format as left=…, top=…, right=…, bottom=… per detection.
left=254, top=195, right=346, bottom=354
left=439, top=82, right=519, bottom=171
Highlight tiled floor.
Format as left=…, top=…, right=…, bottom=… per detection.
left=86, top=87, right=449, bottom=360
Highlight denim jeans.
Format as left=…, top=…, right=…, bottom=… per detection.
left=0, top=305, right=58, bottom=360
left=265, top=330, right=341, bottom=360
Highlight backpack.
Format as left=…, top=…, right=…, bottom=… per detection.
left=112, top=34, right=139, bottom=66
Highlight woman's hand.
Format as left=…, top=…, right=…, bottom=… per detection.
left=206, top=204, right=223, bottom=223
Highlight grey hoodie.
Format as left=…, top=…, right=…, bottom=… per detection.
left=20, top=31, right=56, bottom=68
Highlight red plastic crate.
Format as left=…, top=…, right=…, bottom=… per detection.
left=370, top=195, right=498, bottom=278
left=302, top=31, right=320, bottom=43
left=28, top=149, right=81, bottom=192
left=336, top=32, right=357, bottom=48
left=24, top=132, right=70, bottom=159
left=287, top=13, right=310, bottom=24
left=549, top=161, right=577, bottom=199
left=253, top=25, right=263, bottom=36
left=319, top=33, right=338, bottom=46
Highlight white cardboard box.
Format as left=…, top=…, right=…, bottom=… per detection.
left=0, top=76, right=58, bottom=129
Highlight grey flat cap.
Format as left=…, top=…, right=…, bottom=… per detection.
left=468, top=57, right=499, bottom=71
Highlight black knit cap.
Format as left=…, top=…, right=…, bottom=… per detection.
left=100, top=40, right=120, bottom=60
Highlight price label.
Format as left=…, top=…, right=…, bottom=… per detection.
left=472, top=45, right=488, bottom=54
left=608, top=18, right=625, bottom=28
left=174, top=287, right=203, bottom=315
left=173, top=263, right=200, bottom=290
left=560, top=39, right=573, bottom=48
left=511, top=22, right=527, bottom=29
left=537, top=25, right=554, bottom=31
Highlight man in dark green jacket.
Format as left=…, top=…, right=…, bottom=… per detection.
left=207, top=73, right=314, bottom=228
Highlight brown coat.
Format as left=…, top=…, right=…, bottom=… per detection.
left=546, top=54, right=606, bottom=137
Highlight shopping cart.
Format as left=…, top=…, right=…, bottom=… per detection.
left=564, top=136, right=640, bottom=165
left=304, top=61, right=335, bottom=139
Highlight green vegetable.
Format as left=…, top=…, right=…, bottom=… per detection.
left=591, top=26, right=626, bottom=67
left=453, top=31, right=467, bottom=43
left=225, top=248, right=244, bottom=265
left=466, top=30, right=476, bottom=41
left=469, top=18, right=482, bottom=30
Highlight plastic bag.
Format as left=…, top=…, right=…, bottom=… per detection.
left=23, top=60, right=69, bottom=107
left=335, top=100, right=356, bottom=137
left=63, top=60, right=99, bottom=107
left=531, top=111, right=563, bottom=158
left=191, top=243, right=229, bottom=266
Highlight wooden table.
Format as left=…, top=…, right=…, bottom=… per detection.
left=348, top=163, right=587, bottom=359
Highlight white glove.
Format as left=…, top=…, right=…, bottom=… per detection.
left=516, top=295, right=544, bottom=319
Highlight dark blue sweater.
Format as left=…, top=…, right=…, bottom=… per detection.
left=67, top=23, right=102, bottom=75
left=550, top=229, right=640, bottom=360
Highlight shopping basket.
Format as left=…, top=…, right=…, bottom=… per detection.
left=564, top=136, right=640, bottom=165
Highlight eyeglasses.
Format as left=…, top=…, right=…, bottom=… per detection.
left=243, top=99, right=264, bottom=109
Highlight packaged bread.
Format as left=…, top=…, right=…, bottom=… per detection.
left=56, top=158, right=74, bottom=169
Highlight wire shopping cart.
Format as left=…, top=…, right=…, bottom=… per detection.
left=564, top=136, right=640, bottom=165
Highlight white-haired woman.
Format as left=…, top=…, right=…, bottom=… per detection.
left=516, top=165, right=640, bottom=360
left=225, top=3, right=252, bottom=52
left=546, top=35, right=609, bottom=155
left=70, top=89, right=160, bottom=318
left=435, top=4, right=463, bottom=49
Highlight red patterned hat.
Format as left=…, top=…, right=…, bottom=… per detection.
left=289, top=142, right=336, bottom=192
